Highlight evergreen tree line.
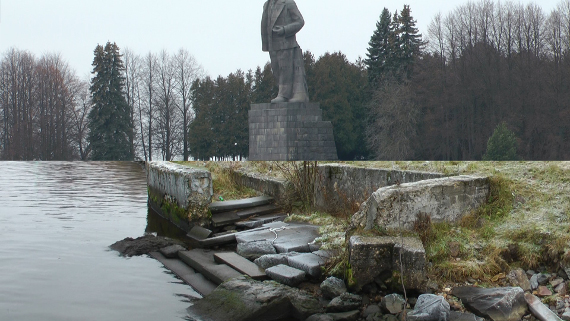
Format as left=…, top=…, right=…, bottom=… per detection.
left=0, top=49, right=90, bottom=160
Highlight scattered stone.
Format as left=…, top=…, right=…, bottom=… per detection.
left=449, top=311, right=484, bottom=321
left=321, top=277, right=348, bottom=299
left=527, top=270, right=537, bottom=278
left=186, top=276, right=322, bottom=321
left=254, top=252, right=299, bottom=269
left=565, top=268, right=570, bottom=280
left=159, top=244, right=186, bottom=258
left=236, top=240, right=276, bottom=260
left=381, top=294, right=406, bottom=314
left=449, top=242, right=461, bottom=257
left=537, top=285, right=553, bottom=297
left=530, top=274, right=540, bottom=291
left=307, top=310, right=360, bottom=321
left=265, top=264, right=306, bottom=287
left=407, top=294, right=450, bottom=321
left=525, top=293, right=563, bottom=321
left=551, top=278, right=565, bottom=288
left=555, top=282, right=568, bottom=296
left=363, top=305, right=382, bottom=318
left=558, top=269, right=568, bottom=280
left=562, top=310, right=570, bottom=321
left=382, top=315, right=398, bottom=321
left=327, top=293, right=363, bottom=313
left=537, top=274, right=551, bottom=286
left=508, top=268, right=531, bottom=292
left=187, top=225, right=213, bottom=241
left=109, top=235, right=184, bottom=257
left=451, top=287, right=527, bottom=321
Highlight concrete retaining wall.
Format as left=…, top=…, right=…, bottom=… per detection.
left=230, top=169, right=288, bottom=203
left=314, top=164, right=444, bottom=213
left=351, top=175, right=490, bottom=230
left=147, top=162, right=213, bottom=232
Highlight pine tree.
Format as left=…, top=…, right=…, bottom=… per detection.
left=483, top=122, right=519, bottom=161
left=87, top=42, right=134, bottom=160
left=365, top=8, right=392, bottom=84
left=394, top=5, right=423, bottom=80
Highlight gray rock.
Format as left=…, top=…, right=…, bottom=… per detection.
left=237, top=240, right=276, bottom=260
left=449, top=311, right=484, bottom=321
left=186, top=276, right=322, bottom=321
left=530, top=274, right=540, bottom=290
left=363, top=305, right=382, bottom=318
left=508, top=268, right=531, bottom=292
left=306, top=311, right=360, bottom=321
left=321, top=277, right=347, bottom=299
left=109, top=235, right=184, bottom=257
left=381, top=315, right=398, bottom=321
left=407, top=294, right=450, bottom=321
left=451, top=287, right=527, bottom=321
left=381, top=294, right=406, bottom=314
left=525, top=293, right=563, bottom=321
left=288, top=252, right=327, bottom=277
left=265, top=264, right=306, bottom=287
left=551, top=278, right=565, bottom=288
left=562, top=310, right=570, bottom=321
left=254, top=252, right=299, bottom=269
left=159, top=244, right=186, bottom=258
left=327, top=293, right=363, bottom=313
left=366, top=312, right=384, bottom=321
left=537, top=273, right=551, bottom=286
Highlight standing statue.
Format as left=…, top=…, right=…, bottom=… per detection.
left=261, top=0, right=309, bottom=103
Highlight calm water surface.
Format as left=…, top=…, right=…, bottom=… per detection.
left=0, top=162, right=197, bottom=321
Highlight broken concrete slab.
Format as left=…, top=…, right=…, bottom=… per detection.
left=288, top=252, right=328, bottom=278
left=320, top=277, right=347, bottom=300
left=348, top=236, right=426, bottom=292
left=187, top=225, right=212, bottom=241
left=209, top=196, right=273, bottom=214
left=265, top=264, right=306, bottom=287
left=197, top=221, right=288, bottom=248
left=351, top=175, right=490, bottom=231
left=237, top=240, right=277, bottom=260
left=236, top=223, right=320, bottom=254
left=178, top=249, right=242, bottom=285
left=214, top=252, right=267, bottom=280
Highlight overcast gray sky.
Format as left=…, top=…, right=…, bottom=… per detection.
left=0, top=0, right=562, bottom=79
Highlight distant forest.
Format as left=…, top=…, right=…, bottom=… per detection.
left=1, top=0, right=570, bottom=161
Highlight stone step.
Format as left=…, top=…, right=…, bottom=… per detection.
left=209, top=196, right=273, bottom=214
left=198, top=221, right=289, bottom=248
left=265, top=264, right=306, bottom=287
left=187, top=225, right=213, bottom=241
left=213, top=252, right=267, bottom=280
left=149, top=252, right=214, bottom=297
left=234, top=204, right=282, bottom=219
left=287, top=252, right=330, bottom=278
left=179, top=249, right=242, bottom=285
left=235, top=214, right=287, bottom=229
left=211, top=211, right=240, bottom=227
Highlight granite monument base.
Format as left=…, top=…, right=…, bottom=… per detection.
left=249, top=102, right=338, bottom=161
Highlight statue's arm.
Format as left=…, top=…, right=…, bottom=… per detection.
left=283, top=0, right=305, bottom=37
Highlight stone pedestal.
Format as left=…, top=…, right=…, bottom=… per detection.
left=248, top=102, right=338, bottom=161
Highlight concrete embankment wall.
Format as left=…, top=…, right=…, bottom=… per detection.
left=314, top=164, right=444, bottom=213
left=230, top=169, right=288, bottom=203
left=351, top=175, right=490, bottom=230
left=147, top=162, right=213, bottom=232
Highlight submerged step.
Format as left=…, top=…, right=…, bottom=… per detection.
left=209, top=196, right=273, bottom=214
left=179, top=249, right=242, bottom=285
left=149, top=252, right=212, bottom=297
left=214, top=252, right=267, bottom=280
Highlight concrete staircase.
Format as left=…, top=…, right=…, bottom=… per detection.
left=150, top=196, right=332, bottom=297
